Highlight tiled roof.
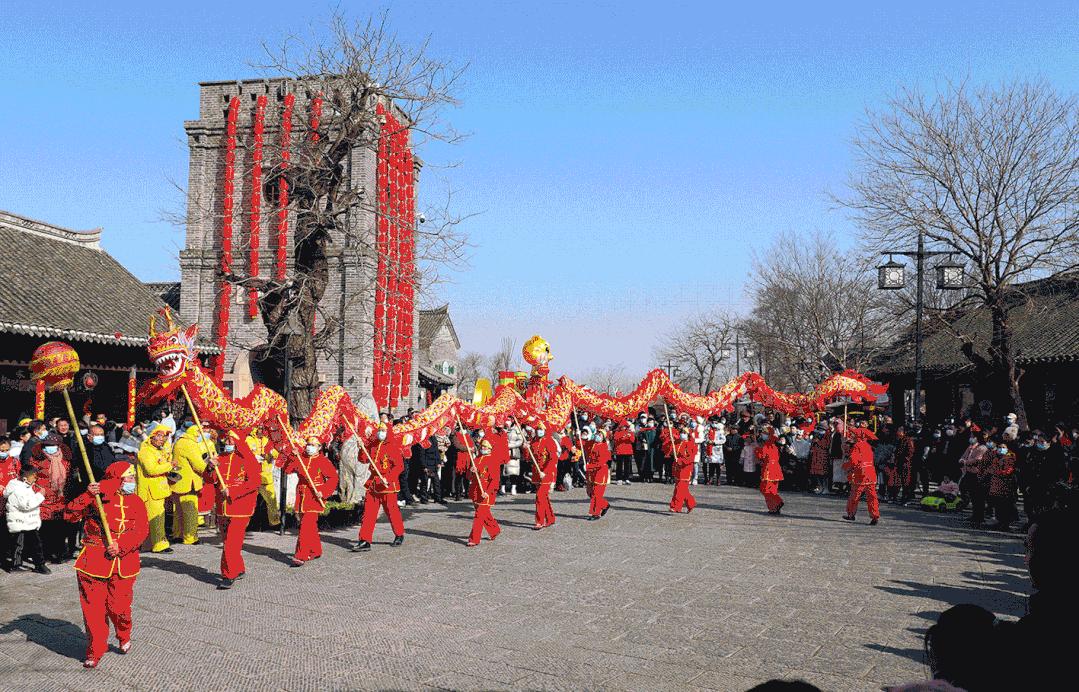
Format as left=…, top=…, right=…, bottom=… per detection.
left=145, top=282, right=181, bottom=310
left=870, top=273, right=1079, bottom=377
left=418, top=304, right=460, bottom=352
left=0, top=210, right=213, bottom=350
left=418, top=363, right=456, bottom=386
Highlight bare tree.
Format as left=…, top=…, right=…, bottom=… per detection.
left=205, top=11, right=468, bottom=416
left=746, top=231, right=892, bottom=390
left=843, top=81, right=1079, bottom=428
left=455, top=351, right=484, bottom=402
left=655, top=311, right=738, bottom=394
left=580, top=363, right=633, bottom=397
left=485, top=337, right=520, bottom=380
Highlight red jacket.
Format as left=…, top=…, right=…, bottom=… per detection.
left=485, top=429, right=510, bottom=467
left=527, top=436, right=559, bottom=484
left=757, top=442, right=784, bottom=483
left=469, top=455, right=499, bottom=506
left=613, top=430, right=635, bottom=456
left=673, top=439, right=697, bottom=481
left=454, top=432, right=477, bottom=473
left=286, top=454, right=338, bottom=514
left=364, top=438, right=404, bottom=494
left=65, top=478, right=148, bottom=579
left=842, top=440, right=876, bottom=486
left=585, top=445, right=610, bottom=485
left=213, top=450, right=261, bottom=517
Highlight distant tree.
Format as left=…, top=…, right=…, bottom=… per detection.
left=485, top=337, right=520, bottom=380
left=844, top=81, right=1079, bottom=428
left=455, top=351, right=484, bottom=401
left=655, top=311, right=738, bottom=394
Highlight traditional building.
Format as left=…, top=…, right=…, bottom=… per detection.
left=869, top=273, right=1079, bottom=429
left=178, top=77, right=423, bottom=414
left=0, top=210, right=169, bottom=431
left=417, top=304, right=461, bottom=403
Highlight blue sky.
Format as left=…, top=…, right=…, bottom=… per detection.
left=2, top=1, right=1077, bottom=380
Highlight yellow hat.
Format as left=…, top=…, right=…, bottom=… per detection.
left=479, top=439, right=493, bottom=454
left=150, top=422, right=172, bottom=436
left=305, top=436, right=321, bottom=446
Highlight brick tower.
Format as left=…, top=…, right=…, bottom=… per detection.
left=179, top=77, right=420, bottom=415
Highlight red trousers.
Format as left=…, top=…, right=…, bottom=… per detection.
left=847, top=483, right=881, bottom=519
left=589, top=484, right=610, bottom=516
left=760, top=480, right=783, bottom=512
left=77, top=572, right=135, bottom=661
left=220, top=515, right=249, bottom=579
left=359, top=490, right=404, bottom=541
left=469, top=504, right=500, bottom=544
left=294, top=512, right=322, bottom=561
left=198, top=483, right=215, bottom=513
left=670, top=480, right=696, bottom=512
left=535, top=483, right=556, bottom=526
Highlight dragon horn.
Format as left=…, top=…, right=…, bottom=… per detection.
left=149, top=312, right=157, bottom=337
left=162, top=306, right=175, bottom=329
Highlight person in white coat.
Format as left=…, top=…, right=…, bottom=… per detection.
left=2, top=466, right=50, bottom=573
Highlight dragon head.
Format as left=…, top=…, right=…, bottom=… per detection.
left=147, top=308, right=198, bottom=381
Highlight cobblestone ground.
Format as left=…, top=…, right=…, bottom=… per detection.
left=1, top=482, right=1028, bottom=692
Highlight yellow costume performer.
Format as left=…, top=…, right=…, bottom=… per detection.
left=137, top=423, right=174, bottom=553
left=170, top=425, right=212, bottom=544
left=246, top=430, right=280, bottom=526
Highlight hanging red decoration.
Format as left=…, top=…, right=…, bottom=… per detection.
left=275, top=93, right=294, bottom=282
left=34, top=378, right=45, bottom=419
left=214, top=96, right=241, bottom=379
left=308, top=92, right=323, bottom=337
left=248, top=94, right=267, bottom=318
left=126, top=367, right=137, bottom=429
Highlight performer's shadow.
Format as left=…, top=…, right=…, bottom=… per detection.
left=0, top=614, right=86, bottom=661
left=407, top=527, right=468, bottom=546
left=141, top=555, right=219, bottom=584
left=241, top=543, right=296, bottom=566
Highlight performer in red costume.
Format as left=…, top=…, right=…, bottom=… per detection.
left=208, top=430, right=260, bottom=589
left=286, top=437, right=338, bottom=566
left=585, top=429, right=612, bottom=519
left=64, top=461, right=148, bottom=669
left=757, top=427, right=785, bottom=514
left=467, top=439, right=500, bottom=546
left=670, top=425, right=698, bottom=513
left=527, top=426, right=559, bottom=529
left=843, top=425, right=880, bottom=525
left=353, top=422, right=405, bottom=552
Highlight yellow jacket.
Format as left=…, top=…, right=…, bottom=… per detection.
left=246, top=433, right=278, bottom=485
left=170, top=426, right=211, bottom=494
left=137, top=438, right=174, bottom=502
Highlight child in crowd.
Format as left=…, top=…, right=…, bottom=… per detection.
left=2, top=465, right=50, bottom=573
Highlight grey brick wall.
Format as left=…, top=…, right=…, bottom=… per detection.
left=179, top=77, right=418, bottom=414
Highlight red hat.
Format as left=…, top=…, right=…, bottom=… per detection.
left=104, top=461, right=134, bottom=480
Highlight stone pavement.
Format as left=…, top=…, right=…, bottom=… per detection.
left=0, top=482, right=1028, bottom=691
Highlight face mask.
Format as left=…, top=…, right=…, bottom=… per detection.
left=377, top=430, right=387, bottom=441
left=985, top=444, right=995, bottom=453
left=759, top=435, right=769, bottom=443
left=933, top=433, right=941, bottom=439
left=998, top=446, right=1008, bottom=454
left=0, top=452, right=7, bottom=459
left=92, top=436, right=105, bottom=445
left=1036, top=443, right=1050, bottom=451
left=536, top=429, right=545, bottom=438
left=711, top=423, right=720, bottom=428
left=689, top=422, right=697, bottom=429
left=476, top=431, right=485, bottom=439
left=37, top=432, right=48, bottom=440
left=969, top=437, right=976, bottom=445
left=581, top=432, right=592, bottom=441
left=121, top=481, right=136, bottom=494
left=305, top=445, right=318, bottom=456
left=44, top=445, right=59, bottom=455
left=679, top=433, right=688, bottom=441
left=223, top=444, right=235, bottom=453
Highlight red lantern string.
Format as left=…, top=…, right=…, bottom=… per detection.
left=248, top=94, right=267, bottom=318
left=309, top=92, right=323, bottom=337
left=373, top=108, right=389, bottom=409
left=214, top=96, right=240, bottom=379
left=126, top=368, right=137, bottom=429
left=34, top=378, right=45, bottom=419
left=275, top=93, right=294, bottom=281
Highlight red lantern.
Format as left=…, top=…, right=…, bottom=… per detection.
left=248, top=94, right=267, bottom=318
left=30, top=341, right=81, bottom=392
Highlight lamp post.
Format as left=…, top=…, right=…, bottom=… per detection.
left=877, top=231, right=964, bottom=426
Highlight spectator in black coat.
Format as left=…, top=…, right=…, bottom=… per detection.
left=85, top=424, right=116, bottom=479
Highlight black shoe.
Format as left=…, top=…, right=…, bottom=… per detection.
left=601, top=505, right=610, bottom=517
left=1, top=562, right=12, bottom=573
left=419, top=498, right=429, bottom=505
left=351, top=540, right=372, bottom=553
left=869, top=518, right=879, bottom=525
left=217, top=578, right=234, bottom=590
left=391, top=535, right=404, bottom=547
left=34, top=564, right=52, bottom=575
left=235, top=572, right=245, bottom=580
left=842, top=515, right=855, bottom=521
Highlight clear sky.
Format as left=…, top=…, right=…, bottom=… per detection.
left=2, top=1, right=1077, bottom=381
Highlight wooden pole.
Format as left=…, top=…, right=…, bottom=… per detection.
left=179, top=385, right=228, bottom=495
left=662, top=402, right=679, bottom=454
left=342, top=415, right=388, bottom=485
left=60, top=389, right=112, bottom=545
left=513, top=422, right=544, bottom=481
left=454, top=414, right=489, bottom=502
left=275, top=413, right=327, bottom=509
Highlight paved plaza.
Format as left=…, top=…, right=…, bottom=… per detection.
left=1, top=482, right=1028, bottom=691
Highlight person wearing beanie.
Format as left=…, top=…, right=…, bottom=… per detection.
left=64, top=461, right=148, bottom=668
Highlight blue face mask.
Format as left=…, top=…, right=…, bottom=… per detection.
left=121, top=481, right=136, bottom=494
left=305, top=445, right=318, bottom=456
left=223, top=444, right=235, bottom=453
left=0, top=451, right=8, bottom=459
left=92, top=436, right=105, bottom=445
left=1036, top=443, right=1050, bottom=451
left=37, top=432, right=49, bottom=441
left=44, top=445, right=59, bottom=455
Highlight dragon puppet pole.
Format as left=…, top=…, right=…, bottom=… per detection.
left=454, top=413, right=489, bottom=503
left=274, top=413, right=327, bottom=510
left=179, top=385, right=228, bottom=495
left=512, top=420, right=544, bottom=481
left=341, top=415, right=388, bottom=485
left=571, top=405, right=591, bottom=471
left=662, top=402, right=679, bottom=456
left=60, top=389, right=113, bottom=546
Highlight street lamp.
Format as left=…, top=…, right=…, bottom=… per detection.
left=877, top=232, right=965, bottom=427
